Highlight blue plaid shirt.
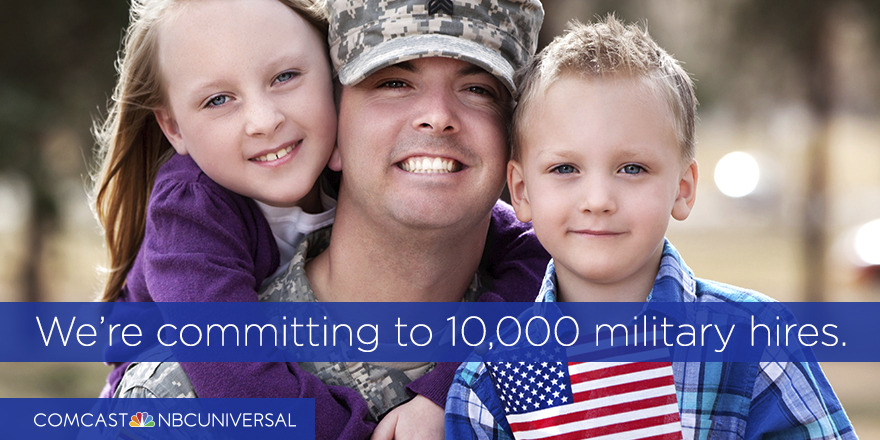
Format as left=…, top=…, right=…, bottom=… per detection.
left=446, top=240, right=857, bottom=440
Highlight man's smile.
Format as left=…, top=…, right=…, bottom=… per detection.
left=398, top=156, right=463, bottom=173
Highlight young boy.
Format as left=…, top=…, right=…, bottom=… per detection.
left=446, top=16, right=856, bottom=439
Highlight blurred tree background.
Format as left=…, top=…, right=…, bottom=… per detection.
left=0, top=0, right=878, bottom=433
left=1, top=1, right=128, bottom=302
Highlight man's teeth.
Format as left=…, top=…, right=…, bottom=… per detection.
left=399, top=157, right=461, bottom=173
left=253, top=145, right=294, bottom=162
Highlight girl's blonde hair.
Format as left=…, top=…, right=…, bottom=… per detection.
left=91, top=0, right=328, bottom=302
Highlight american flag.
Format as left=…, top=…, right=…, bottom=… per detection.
left=486, top=360, right=682, bottom=440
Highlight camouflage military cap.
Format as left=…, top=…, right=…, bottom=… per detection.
left=328, top=0, right=544, bottom=93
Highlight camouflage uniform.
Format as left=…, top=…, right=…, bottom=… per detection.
left=115, top=227, right=485, bottom=420
left=330, top=0, right=543, bottom=94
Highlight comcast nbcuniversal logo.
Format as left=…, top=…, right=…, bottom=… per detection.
left=129, top=412, right=155, bottom=428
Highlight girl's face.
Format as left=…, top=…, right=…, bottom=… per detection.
left=154, top=0, right=336, bottom=208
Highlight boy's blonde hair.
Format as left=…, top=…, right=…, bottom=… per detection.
left=512, top=15, right=696, bottom=162
left=90, top=0, right=328, bottom=302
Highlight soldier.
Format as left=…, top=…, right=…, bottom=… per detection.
left=114, top=1, right=546, bottom=439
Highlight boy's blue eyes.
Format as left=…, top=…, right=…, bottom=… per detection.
left=620, top=164, right=645, bottom=174
left=549, top=164, right=646, bottom=175
left=552, top=164, right=577, bottom=174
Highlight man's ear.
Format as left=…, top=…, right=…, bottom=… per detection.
left=328, top=144, right=342, bottom=171
left=672, top=159, right=698, bottom=221
left=507, top=160, right=532, bottom=223
left=154, top=108, right=187, bottom=155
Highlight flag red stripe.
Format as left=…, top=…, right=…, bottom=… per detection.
left=636, top=431, right=685, bottom=440
left=574, top=376, right=676, bottom=402
left=508, top=394, right=679, bottom=432
left=569, top=362, right=670, bottom=383
left=580, top=393, right=678, bottom=420
left=535, top=413, right=683, bottom=440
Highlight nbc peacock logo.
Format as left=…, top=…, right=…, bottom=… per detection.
left=129, top=412, right=156, bottom=428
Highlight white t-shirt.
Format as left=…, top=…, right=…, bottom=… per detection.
left=255, top=189, right=336, bottom=280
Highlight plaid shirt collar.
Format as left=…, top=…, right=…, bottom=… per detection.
left=536, top=238, right=698, bottom=304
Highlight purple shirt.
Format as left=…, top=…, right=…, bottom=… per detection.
left=107, top=154, right=373, bottom=439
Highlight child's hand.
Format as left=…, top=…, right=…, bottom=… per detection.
left=371, top=394, right=444, bottom=440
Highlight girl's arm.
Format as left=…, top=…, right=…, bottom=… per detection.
left=139, top=160, right=374, bottom=438
left=477, top=200, right=551, bottom=303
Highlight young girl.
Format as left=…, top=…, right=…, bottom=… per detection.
left=93, top=0, right=374, bottom=437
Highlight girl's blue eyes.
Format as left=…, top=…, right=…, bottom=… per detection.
left=203, top=71, right=299, bottom=108
left=275, top=71, right=298, bottom=84
left=206, top=95, right=230, bottom=107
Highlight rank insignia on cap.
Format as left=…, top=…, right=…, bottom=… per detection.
left=427, top=0, right=453, bottom=15
left=328, top=0, right=544, bottom=93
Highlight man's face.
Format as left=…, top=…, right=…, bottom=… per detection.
left=333, top=57, right=511, bottom=232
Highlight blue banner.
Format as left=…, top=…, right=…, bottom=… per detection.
left=0, top=398, right=314, bottom=439
left=1, top=301, right=878, bottom=362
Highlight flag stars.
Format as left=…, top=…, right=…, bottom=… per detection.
left=486, top=361, right=679, bottom=429
left=485, top=359, right=581, bottom=415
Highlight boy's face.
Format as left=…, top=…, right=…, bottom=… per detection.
left=509, top=75, right=697, bottom=301
left=153, top=0, right=337, bottom=208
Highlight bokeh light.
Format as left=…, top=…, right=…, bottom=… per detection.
left=714, top=151, right=760, bottom=198
left=854, top=219, right=880, bottom=266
